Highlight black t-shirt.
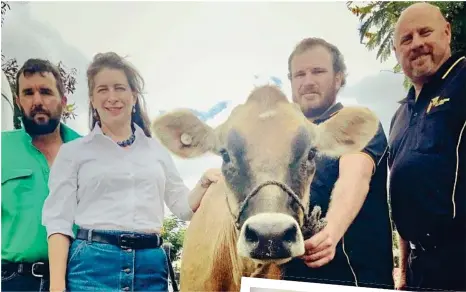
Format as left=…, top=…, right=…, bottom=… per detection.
left=310, top=102, right=394, bottom=277
left=388, top=52, right=466, bottom=243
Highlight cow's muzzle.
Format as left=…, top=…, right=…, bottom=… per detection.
left=237, top=213, right=305, bottom=261
left=226, top=180, right=309, bottom=230
left=226, top=180, right=308, bottom=262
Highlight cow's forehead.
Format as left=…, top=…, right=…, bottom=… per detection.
left=222, top=101, right=315, bottom=158
left=216, top=86, right=317, bottom=159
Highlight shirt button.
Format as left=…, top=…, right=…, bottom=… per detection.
left=127, top=249, right=132, bottom=252
left=124, top=268, right=131, bottom=273
left=123, top=287, right=130, bottom=291
left=413, top=113, right=418, bottom=117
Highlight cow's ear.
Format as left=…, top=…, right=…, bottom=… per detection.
left=312, top=107, right=379, bottom=158
left=151, top=110, right=218, bottom=158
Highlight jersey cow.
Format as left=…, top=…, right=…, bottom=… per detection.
left=151, top=85, right=379, bottom=291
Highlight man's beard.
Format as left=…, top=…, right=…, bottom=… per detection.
left=20, top=105, right=62, bottom=136
left=299, top=86, right=338, bottom=120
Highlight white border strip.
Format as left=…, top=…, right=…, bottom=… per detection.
left=240, top=277, right=386, bottom=292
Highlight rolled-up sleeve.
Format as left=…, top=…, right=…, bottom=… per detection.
left=162, top=151, right=194, bottom=221
left=42, top=143, right=78, bottom=239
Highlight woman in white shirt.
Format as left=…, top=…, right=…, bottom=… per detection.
left=42, top=52, right=220, bottom=292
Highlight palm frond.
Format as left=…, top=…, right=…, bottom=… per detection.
left=376, top=29, right=394, bottom=62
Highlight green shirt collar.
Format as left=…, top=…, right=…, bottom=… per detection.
left=21, top=123, right=81, bottom=144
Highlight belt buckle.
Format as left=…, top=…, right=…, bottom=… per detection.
left=31, top=262, right=45, bottom=278
left=120, top=234, right=139, bottom=249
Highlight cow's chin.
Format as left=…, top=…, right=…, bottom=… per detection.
left=236, top=213, right=305, bottom=263
left=250, top=257, right=294, bottom=266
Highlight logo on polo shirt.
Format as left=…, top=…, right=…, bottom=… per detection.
left=427, top=96, right=450, bottom=113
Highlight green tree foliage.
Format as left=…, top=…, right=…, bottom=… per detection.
left=347, top=1, right=466, bottom=88
left=1, top=1, right=78, bottom=129
left=161, top=215, right=188, bottom=262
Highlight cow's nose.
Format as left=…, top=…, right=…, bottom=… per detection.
left=237, top=213, right=305, bottom=261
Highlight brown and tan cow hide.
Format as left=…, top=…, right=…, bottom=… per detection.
left=151, top=85, right=380, bottom=292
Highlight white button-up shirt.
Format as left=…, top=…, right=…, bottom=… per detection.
left=42, top=124, right=194, bottom=238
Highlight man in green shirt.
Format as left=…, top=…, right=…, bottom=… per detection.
left=1, top=59, right=81, bottom=291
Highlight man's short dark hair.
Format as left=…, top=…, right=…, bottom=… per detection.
left=287, top=37, right=348, bottom=88
left=15, top=58, right=65, bottom=98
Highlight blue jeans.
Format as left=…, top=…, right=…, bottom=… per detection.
left=67, top=230, right=169, bottom=292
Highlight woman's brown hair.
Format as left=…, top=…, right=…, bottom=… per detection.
left=87, top=52, right=152, bottom=137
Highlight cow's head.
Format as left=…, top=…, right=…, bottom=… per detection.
left=151, top=85, right=378, bottom=264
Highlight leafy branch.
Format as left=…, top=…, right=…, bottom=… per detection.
left=347, top=1, right=465, bottom=89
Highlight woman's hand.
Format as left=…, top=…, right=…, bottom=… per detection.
left=199, top=168, right=222, bottom=189
left=189, top=168, right=222, bottom=212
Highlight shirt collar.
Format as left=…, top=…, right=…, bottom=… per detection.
left=399, top=51, right=466, bottom=104
left=314, top=102, right=344, bottom=124
left=22, top=122, right=81, bottom=144
left=430, top=50, right=465, bottom=82
left=83, top=123, right=148, bottom=145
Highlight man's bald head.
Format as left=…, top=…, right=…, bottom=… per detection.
left=394, top=2, right=447, bottom=40
left=393, top=2, right=451, bottom=86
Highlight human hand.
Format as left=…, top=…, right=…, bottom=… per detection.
left=300, top=227, right=337, bottom=268
left=199, top=168, right=222, bottom=188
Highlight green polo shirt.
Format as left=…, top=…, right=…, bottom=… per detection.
left=1, top=124, right=81, bottom=263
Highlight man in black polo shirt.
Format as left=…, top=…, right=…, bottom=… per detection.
left=389, top=3, right=466, bottom=291
left=282, top=37, right=394, bottom=290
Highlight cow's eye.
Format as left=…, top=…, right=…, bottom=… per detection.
left=219, top=148, right=231, bottom=163
left=307, top=148, right=316, bottom=161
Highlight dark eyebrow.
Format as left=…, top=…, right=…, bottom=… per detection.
left=419, top=26, right=433, bottom=33
left=40, top=87, right=53, bottom=93
left=292, top=70, right=305, bottom=77
left=22, top=88, right=34, bottom=95
left=401, top=33, right=412, bottom=41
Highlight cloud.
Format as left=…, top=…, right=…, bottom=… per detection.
left=340, top=71, right=407, bottom=132
left=2, top=1, right=409, bottom=220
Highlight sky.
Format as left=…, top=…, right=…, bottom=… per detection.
left=2, top=1, right=407, bottom=210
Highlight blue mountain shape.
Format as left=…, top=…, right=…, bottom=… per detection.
left=190, top=100, right=230, bottom=122
left=270, top=76, right=282, bottom=88
left=253, top=75, right=283, bottom=88
left=155, top=100, right=230, bottom=122
left=156, top=75, right=281, bottom=121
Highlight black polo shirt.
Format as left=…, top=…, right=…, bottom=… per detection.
left=310, top=102, right=394, bottom=286
left=388, top=52, right=466, bottom=243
